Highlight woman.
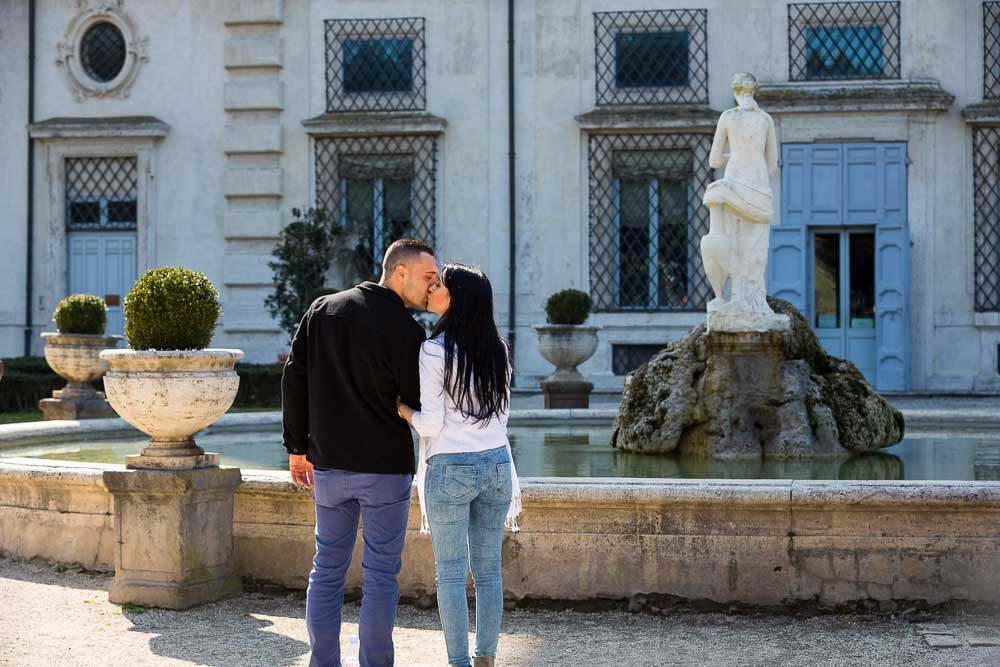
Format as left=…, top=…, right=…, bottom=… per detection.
left=397, top=263, right=522, bottom=667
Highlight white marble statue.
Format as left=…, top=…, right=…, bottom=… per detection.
left=701, top=72, right=790, bottom=333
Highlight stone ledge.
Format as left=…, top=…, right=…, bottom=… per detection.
left=302, top=112, right=447, bottom=137
left=223, top=167, right=283, bottom=197
left=962, top=100, right=1000, bottom=125
left=223, top=209, right=282, bottom=238
left=28, top=116, right=170, bottom=140
left=576, top=105, right=720, bottom=133
left=224, top=0, right=283, bottom=25
left=224, top=37, right=283, bottom=69
left=974, top=311, right=1000, bottom=327
left=222, top=253, right=274, bottom=286
left=224, top=124, right=283, bottom=154
left=757, top=79, right=955, bottom=114
left=224, top=81, right=284, bottom=111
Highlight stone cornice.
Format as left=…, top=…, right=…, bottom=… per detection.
left=575, top=105, right=720, bottom=133
left=757, top=79, right=955, bottom=114
left=301, top=112, right=447, bottom=137
left=28, top=116, right=170, bottom=140
left=962, top=101, right=1000, bottom=125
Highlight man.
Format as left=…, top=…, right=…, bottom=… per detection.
left=281, top=238, right=437, bottom=667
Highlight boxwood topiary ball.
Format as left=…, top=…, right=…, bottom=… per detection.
left=53, top=293, right=107, bottom=335
left=544, top=289, right=593, bottom=325
left=124, top=266, right=222, bottom=350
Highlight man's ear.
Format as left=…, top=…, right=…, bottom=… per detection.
left=394, top=263, right=407, bottom=282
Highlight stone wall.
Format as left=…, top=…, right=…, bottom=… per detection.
left=3, top=458, right=1000, bottom=605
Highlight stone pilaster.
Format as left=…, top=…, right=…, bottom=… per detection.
left=221, top=1, right=286, bottom=342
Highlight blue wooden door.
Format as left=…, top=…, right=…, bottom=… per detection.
left=810, top=229, right=878, bottom=384
left=68, top=232, right=136, bottom=339
left=772, top=142, right=909, bottom=391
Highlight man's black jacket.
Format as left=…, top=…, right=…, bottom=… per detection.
left=280, top=282, right=425, bottom=474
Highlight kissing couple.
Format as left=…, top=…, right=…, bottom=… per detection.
left=281, top=238, right=522, bottom=667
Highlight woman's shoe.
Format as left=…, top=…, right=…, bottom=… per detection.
left=473, top=657, right=495, bottom=667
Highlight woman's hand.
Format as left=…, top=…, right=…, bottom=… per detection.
left=396, top=398, right=415, bottom=425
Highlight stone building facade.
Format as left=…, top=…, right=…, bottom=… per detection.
left=0, top=0, right=998, bottom=392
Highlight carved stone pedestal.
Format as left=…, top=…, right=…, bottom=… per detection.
left=102, top=467, right=243, bottom=610
left=39, top=384, right=114, bottom=420
left=541, top=379, right=594, bottom=409
left=695, top=331, right=786, bottom=458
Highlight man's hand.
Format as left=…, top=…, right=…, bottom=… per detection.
left=289, top=454, right=314, bottom=487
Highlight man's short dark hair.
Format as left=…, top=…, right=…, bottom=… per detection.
left=381, top=238, right=435, bottom=276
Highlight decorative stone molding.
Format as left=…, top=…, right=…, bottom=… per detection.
left=575, top=105, right=720, bottom=133
left=962, top=101, right=1000, bottom=126
left=55, top=1, right=149, bottom=102
left=28, top=116, right=169, bottom=140
left=302, top=111, right=448, bottom=137
left=224, top=0, right=284, bottom=26
left=757, top=79, right=955, bottom=114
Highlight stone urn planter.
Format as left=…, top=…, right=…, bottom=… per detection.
left=99, top=266, right=243, bottom=610
left=40, top=332, right=123, bottom=419
left=535, top=289, right=599, bottom=408
left=101, top=349, right=243, bottom=470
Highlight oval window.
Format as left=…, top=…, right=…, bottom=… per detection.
left=80, top=22, right=127, bottom=83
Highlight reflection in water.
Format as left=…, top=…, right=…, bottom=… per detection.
left=3, top=425, right=1000, bottom=481
left=973, top=442, right=1000, bottom=481
left=837, top=453, right=904, bottom=480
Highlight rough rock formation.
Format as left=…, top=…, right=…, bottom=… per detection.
left=611, top=297, right=904, bottom=459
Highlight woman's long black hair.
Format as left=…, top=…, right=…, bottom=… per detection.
left=431, top=263, right=511, bottom=426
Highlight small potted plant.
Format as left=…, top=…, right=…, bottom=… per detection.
left=100, top=266, right=243, bottom=469
left=39, top=293, right=122, bottom=419
left=534, top=289, right=599, bottom=408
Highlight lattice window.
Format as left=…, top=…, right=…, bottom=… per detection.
left=594, top=10, right=708, bottom=106
left=315, top=136, right=437, bottom=279
left=788, top=2, right=901, bottom=81
left=973, top=127, right=1000, bottom=311
left=612, top=344, right=664, bottom=375
left=65, top=157, right=138, bottom=232
left=80, top=21, right=127, bottom=83
left=325, top=18, right=426, bottom=112
left=588, top=133, right=713, bottom=312
left=986, top=2, right=1000, bottom=99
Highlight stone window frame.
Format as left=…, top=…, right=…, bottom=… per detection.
left=55, top=2, right=148, bottom=102
left=587, top=132, right=714, bottom=313
left=985, top=2, right=1000, bottom=99
left=313, top=134, right=438, bottom=284
left=593, top=9, right=709, bottom=106
left=973, top=126, right=1000, bottom=311
left=787, top=1, right=902, bottom=82
left=324, top=17, right=427, bottom=113
left=30, top=139, right=158, bottom=322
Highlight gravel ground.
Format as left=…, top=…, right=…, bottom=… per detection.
left=2, top=557, right=1000, bottom=667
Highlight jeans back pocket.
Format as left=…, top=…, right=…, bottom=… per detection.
left=441, top=464, right=478, bottom=500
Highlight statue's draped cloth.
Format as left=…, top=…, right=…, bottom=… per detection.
left=703, top=177, right=773, bottom=224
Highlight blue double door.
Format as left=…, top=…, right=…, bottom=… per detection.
left=67, top=232, right=136, bottom=339
left=769, top=142, right=910, bottom=392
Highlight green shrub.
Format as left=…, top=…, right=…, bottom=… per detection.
left=233, top=362, right=283, bottom=407
left=0, top=357, right=79, bottom=411
left=53, top=294, right=107, bottom=335
left=124, top=266, right=222, bottom=350
left=544, top=289, right=593, bottom=325
left=0, top=357, right=280, bottom=413
left=265, top=208, right=342, bottom=342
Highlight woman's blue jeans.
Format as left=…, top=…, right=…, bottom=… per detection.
left=425, top=446, right=512, bottom=667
